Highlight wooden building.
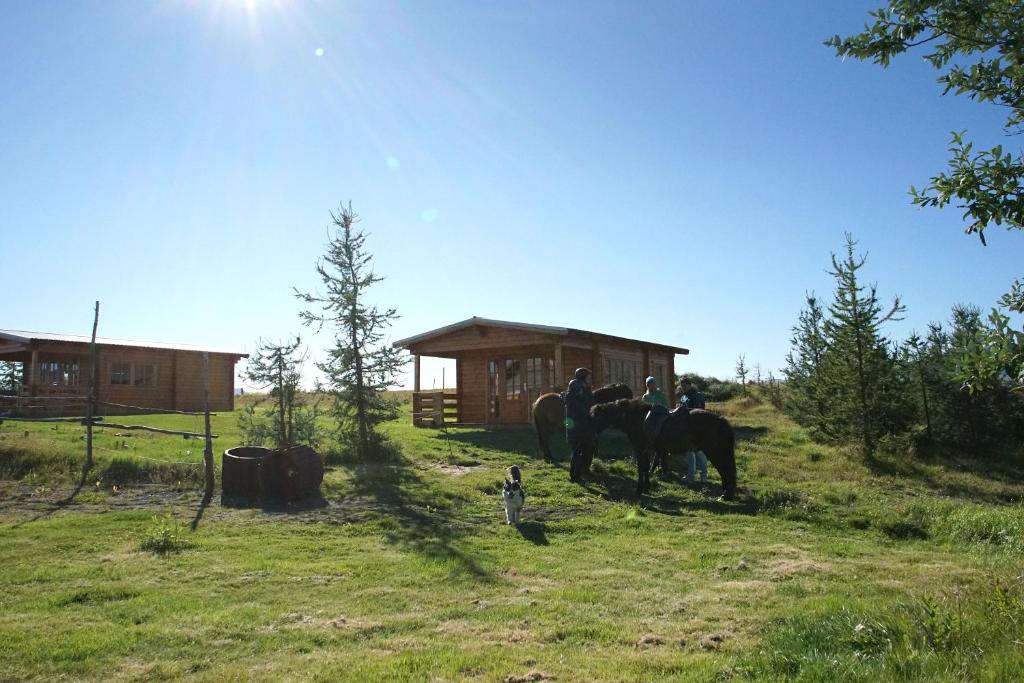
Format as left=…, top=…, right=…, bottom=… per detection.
left=394, top=317, right=688, bottom=426
left=0, top=330, right=247, bottom=416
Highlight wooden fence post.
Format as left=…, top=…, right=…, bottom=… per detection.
left=84, top=301, right=99, bottom=474
left=202, top=352, right=215, bottom=497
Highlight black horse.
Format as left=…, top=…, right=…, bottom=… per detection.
left=590, top=399, right=738, bottom=498
left=532, top=383, right=633, bottom=460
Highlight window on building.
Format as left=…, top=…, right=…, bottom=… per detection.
left=133, top=364, right=155, bottom=387
left=526, top=357, right=552, bottom=390
left=38, top=360, right=79, bottom=387
left=488, top=361, right=499, bottom=418
left=505, top=359, right=521, bottom=399
left=110, top=362, right=131, bottom=386
left=651, top=361, right=667, bottom=392
left=603, top=355, right=643, bottom=392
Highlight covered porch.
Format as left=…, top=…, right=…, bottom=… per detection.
left=0, top=335, right=88, bottom=414
left=408, top=344, right=566, bottom=428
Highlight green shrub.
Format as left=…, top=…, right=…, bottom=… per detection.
left=756, top=487, right=823, bottom=522
left=875, top=502, right=933, bottom=540
left=745, top=579, right=1024, bottom=680
left=932, top=503, right=1024, bottom=552
left=139, top=513, right=190, bottom=555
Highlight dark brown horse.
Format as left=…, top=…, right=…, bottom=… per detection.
left=532, top=383, right=633, bottom=460
left=590, top=399, right=737, bottom=498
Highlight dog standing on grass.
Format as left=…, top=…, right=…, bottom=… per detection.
left=502, top=465, right=525, bottom=525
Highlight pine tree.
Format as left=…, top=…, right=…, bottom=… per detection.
left=783, top=293, right=829, bottom=435
left=901, top=332, right=934, bottom=443
left=735, top=354, right=749, bottom=389
left=0, top=362, right=20, bottom=394
left=819, top=234, right=905, bottom=455
left=239, top=337, right=318, bottom=450
left=295, top=203, right=406, bottom=460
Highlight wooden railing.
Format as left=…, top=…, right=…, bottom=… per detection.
left=411, top=391, right=458, bottom=427
left=0, top=388, right=87, bottom=416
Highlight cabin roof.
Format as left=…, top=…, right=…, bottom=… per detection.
left=392, top=317, right=688, bottom=354
left=0, top=329, right=247, bottom=357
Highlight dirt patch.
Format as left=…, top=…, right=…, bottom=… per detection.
left=716, top=580, right=770, bottom=592
left=431, top=463, right=481, bottom=477
left=276, top=612, right=372, bottom=631
left=636, top=633, right=664, bottom=648
left=505, top=671, right=552, bottom=683
left=766, top=558, right=829, bottom=579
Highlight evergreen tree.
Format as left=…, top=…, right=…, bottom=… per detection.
left=0, top=362, right=21, bottom=394
left=239, top=337, right=319, bottom=450
left=735, top=354, right=749, bottom=389
left=783, top=293, right=828, bottom=435
left=818, top=234, right=906, bottom=455
left=900, top=332, right=935, bottom=444
left=295, top=203, right=406, bottom=460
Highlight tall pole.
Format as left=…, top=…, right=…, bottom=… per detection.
left=202, top=352, right=215, bottom=497
left=85, top=301, right=100, bottom=474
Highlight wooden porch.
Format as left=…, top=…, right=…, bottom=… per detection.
left=411, top=390, right=459, bottom=427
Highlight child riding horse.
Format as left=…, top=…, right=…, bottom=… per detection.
left=590, top=399, right=737, bottom=499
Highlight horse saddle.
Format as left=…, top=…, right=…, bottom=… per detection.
left=643, top=405, right=689, bottom=443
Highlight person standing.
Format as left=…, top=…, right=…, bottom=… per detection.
left=677, top=377, right=708, bottom=485
left=565, top=367, right=596, bottom=482
left=642, top=376, right=669, bottom=409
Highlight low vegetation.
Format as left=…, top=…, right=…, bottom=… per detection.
left=0, top=393, right=1022, bottom=681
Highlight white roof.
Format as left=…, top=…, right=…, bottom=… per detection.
left=0, top=329, right=247, bottom=356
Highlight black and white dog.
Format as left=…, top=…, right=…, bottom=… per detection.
left=502, top=465, right=525, bottom=525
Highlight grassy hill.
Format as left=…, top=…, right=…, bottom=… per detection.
left=0, top=396, right=1022, bottom=681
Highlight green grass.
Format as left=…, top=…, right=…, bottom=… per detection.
left=1, top=394, right=1022, bottom=681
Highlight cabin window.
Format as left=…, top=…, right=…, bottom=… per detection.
left=526, top=357, right=552, bottom=390
left=603, top=356, right=642, bottom=391
left=38, top=360, right=79, bottom=387
left=488, top=360, right=499, bottom=418
left=110, top=362, right=131, bottom=386
left=505, top=359, right=521, bottom=399
left=133, top=364, right=155, bottom=387
left=651, top=361, right=668, bottom=393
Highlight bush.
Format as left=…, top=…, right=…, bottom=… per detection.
left=744, top=578, right=1024, bottom=680
left=932, top=503, right=1024, bottom=552
left=139, top=513, right=190, bottom=555
left=875, top=502, right=933, bottom=540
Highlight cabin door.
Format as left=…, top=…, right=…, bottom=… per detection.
left=525, top=356, right=554, bottom=420
left=488, top=357, right=527, bottom=424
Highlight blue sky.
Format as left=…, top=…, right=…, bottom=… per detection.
left=1, top=1, right=1020, bottom=389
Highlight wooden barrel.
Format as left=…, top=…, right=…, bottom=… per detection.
left=286, top=445, right=324, bottom=500
left=222, top=447, right=270, bottom=504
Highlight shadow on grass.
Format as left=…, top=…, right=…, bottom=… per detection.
left=340, top=450, right=493, bottom=581
left=515, top=520, right=549, bottom=545
left=734, top=425, right=770, bottom=443
left=578, top=460, right=758, bottom=517
left=442, top=427, right=539, bottom=458
left=865, top=450, right=1024, bottom=504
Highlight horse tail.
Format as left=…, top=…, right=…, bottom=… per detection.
left=533, top=405, right=546, bottom=457
left=718, top=415, right=737, bottom=499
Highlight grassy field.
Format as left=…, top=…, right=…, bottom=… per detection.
left=1, top=395, right=1023, bottom=681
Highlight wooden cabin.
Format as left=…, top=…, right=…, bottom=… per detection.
left=393, top=317, right=688, bottom=427
left=0, top=329, right=247, bottom=416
